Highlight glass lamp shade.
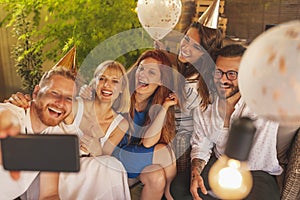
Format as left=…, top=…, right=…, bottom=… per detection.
left=208, top=117, right=256, bottom=199
left=208, top=155, right=253, bottom=199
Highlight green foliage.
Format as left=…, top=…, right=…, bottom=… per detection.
left=3, top=2, right=44, bottom=93
left=1, top=0, right=142, bottom=90
left=40, top=0, right=141, bottom=64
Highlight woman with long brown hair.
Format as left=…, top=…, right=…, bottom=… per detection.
left=156, top=19, right=223, bottom=199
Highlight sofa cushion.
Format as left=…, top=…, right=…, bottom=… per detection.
left=281, top=130, right=300, bottom=199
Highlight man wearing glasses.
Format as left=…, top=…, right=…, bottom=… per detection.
left=187, top=44, right=282, bottom=200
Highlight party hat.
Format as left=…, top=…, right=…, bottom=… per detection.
left=53, top=46, right=77, bottom=73
left=198, top=0, right=220, bottom=29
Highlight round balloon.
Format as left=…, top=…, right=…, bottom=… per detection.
left=137, top=0, right=182, bottom=41
left=238, top=20, right=300, bottom=126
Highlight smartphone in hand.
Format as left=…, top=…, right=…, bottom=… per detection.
left=0, top=134, right=80, bottom=172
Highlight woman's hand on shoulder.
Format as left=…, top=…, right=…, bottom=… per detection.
left=4, top=92, right=31, bottom=109
left=79, top=84, right=93, bottom=100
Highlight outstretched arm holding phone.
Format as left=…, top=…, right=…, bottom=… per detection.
left=0, top=107, right=21, bottom=180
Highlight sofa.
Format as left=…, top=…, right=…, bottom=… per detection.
left=281, top=130, right=300, bottom=199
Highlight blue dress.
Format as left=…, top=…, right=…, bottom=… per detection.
left=113, top=109, right=155, bottom=178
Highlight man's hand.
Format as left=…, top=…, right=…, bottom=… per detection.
left=190, top=170, right=207, bottom=200
left=0, top=108, right=20, bottom=138
left=0, top=108, right=21, bottom=180
left=4, top=92, right=31, bottom=109
left=190, top=158, right=207, bottom=199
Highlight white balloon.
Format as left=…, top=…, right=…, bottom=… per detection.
left=137, top=0, right=182, bottom=40
left=239, top=20, right=300, bottom=126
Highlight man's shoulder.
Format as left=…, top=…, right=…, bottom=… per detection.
left=241, top=101, right=277, bottom=123
left=241, top=102, right=280, bottom=131
left=0, top=102, right=26, bottom=112
left=0, top=103, right=27, bottom=119
left=44, top=125, right=66, bottom=135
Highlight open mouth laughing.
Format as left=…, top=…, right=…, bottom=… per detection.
left=219, top=83, right=232, bottom=89
left=137, top=80, right=149, bottom=88
left=101, top=89, right=113, bottom=97
left=48, top=106, right=63, bottom=118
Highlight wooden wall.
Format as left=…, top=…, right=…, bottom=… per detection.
left=0, top=8, right=54, bottom=102
left=0, top=26, right=23, bottom=102
left=225, top=0, right=300, bottom=42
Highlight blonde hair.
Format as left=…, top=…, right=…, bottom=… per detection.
left=90, top=60, right=130, bottom=113
left=39, top=66, right=77, bottom=87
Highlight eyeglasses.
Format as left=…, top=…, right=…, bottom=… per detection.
left=214, top=69, right=238, bottom=81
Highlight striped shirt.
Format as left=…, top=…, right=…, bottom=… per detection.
left=173, top=84, right=201, bottom=172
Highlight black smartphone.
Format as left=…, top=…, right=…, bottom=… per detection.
left=0, top=134, right=80, bottom=172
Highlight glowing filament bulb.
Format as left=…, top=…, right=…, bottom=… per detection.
left=218, top=159, right=242, bottom=189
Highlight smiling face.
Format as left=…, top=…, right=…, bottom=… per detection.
left=33, top=75, right=75, bottom=126
left=135, top=57, right=162, bottom=97
left=178, top=27, right=204, bottom=64
left=95, top=67, right=123, bottom=104
left=214, top=56, right=241, bottom=99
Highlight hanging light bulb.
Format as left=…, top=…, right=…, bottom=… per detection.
left=208, top=117, right=256, bottom=199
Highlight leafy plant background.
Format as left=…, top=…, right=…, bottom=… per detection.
left=0, top=0, right=142, bottom=93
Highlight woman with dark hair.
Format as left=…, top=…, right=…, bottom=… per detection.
left=155, top=20, right=223, bottom=175
left=170, top=21, right=223, bottom=111
left=155, top=9, right=224, bottom=199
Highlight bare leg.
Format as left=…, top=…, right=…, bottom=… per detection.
left=139, top=165, right=166, bottom=200
left=39, top=172, right=60, bottom=200
left=153, top=144, right=176, bottom=200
